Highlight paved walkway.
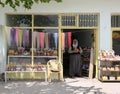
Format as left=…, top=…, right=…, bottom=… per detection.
left=0, top=77, right=120, bottom=94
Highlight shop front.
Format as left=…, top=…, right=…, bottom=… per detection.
left=1, top=13, right=99, bottom=81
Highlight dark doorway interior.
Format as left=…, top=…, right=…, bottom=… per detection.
left=63, top=29, right=95, bottom=77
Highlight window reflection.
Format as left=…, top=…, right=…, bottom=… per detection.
left=34, top=15, right=58, bottom=27
left=112, top=31, right=120, bottom=55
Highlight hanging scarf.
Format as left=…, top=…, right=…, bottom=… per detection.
left=16, top=28, right=19, bottom=47
left=62, top=33, right=65, bottom=51
left=68, top=32, right=72, bottom=48
left=33, top=31, right=37, bottom=48
left=39, top=32, right=41, bottom=49
left=29, top=31, right=32, bottom=48
left=45, top=33, right=48, bottom=50
left=40, top=32, right=45, bottom=50
left=22, top=30, right=27, bottom=48
left=6, top=27, right=11, bottom=47
left=37, top=32, right=40, bottom=49
left=25, top=30, right=29, bottom=48
left=65, top=32, right=68, bottom=49
left=11, top=28, right=16, bottom=47
left=49, top=33, right=55, bottom=49
left=54, top=33, right=58, bottom=49
left=48, top=33, right=51, bottom=49
left=19, top=29, right=23, bottom=47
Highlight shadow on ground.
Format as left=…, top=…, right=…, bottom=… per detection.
left=0, top=78, right=105, bottom=94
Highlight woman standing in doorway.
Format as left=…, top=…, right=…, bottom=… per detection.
left=68, top=39, right=83, bottom=78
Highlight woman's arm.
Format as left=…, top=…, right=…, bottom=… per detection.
left=68, top=47, right=74, bottom=53
left=69, top=46, right=83, bottom=54
left=79, top=47, right=83, bottom=54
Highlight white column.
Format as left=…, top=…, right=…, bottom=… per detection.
left=99, top=12, right=111, bottom=50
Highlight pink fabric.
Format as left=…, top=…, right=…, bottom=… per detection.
left=26, top=30, right=29, bottom=47
left=15, top=28, right=19, bottom=47
left=36, top=32, right=40, bottom=49
left=68, top=32, right=72, bottom=48
left=39, top=32, right=41, bottom=49
left=40, top=32, right=45, bottom=49
left=34, top=31, right=37, bottom=48
left=62, top=33, right=65, bottom=50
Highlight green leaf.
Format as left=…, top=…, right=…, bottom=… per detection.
left=5, top=0, right=10, bottom=4
left=15, top=0, right=20, bottom=6
left=55, top=0, right=62, bottom=2
left=0, top=0, right=63, bottom=10
left=10, top=3, right=15, bottom=9
left=34, top=0, right=39, bottom=3
left=0, top=1, right=5, bottom=7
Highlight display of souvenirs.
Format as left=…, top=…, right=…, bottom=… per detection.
left=8, top=47, right=58, bottom=56
left=8, top=49, right=15, bottom=55
left=7, top=64, right=17, bottom=71
left=102, top=76, right=108, bottom=81
left=115, top=65, right=120, bottom=71
left=117, top=76, right=120, bottom=80
left=18, top=47, right=25, bottom=55
left=109, top=76, right=115, bottom=80
left=7, top=63, right=46, bottom=72
left=110, top=67, right=115, bottom=71
left=106, top=67, right=111, bottom=71
left=37, top=65, right=46, bottom=71
left=98, top=49, right=120, bottom=61
left=102, top=67, right=107, bottom=71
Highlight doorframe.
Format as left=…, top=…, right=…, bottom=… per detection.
left=60, top=28, right=99, bottom=78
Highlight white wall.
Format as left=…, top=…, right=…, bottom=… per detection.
left=0, top=0, right=120, bottom=50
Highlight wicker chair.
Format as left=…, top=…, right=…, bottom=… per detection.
left=47, top=59, right=64, bottom=82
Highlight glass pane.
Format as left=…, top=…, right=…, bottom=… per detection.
left=112, top=31, right=120, bottom=55
left=6, top=15, right=32, bottom=27
left=34, top=15, right=58, bottom=27
left=111, top=15, right=120, bottom=27
left=61, top=16, right=76, bottom=26
left=79, top=14, right=98, bottom=27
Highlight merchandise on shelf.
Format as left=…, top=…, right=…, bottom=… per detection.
left=98, top=49, right=120, bottom=82
left=7, top=63, right=46, bottom=72
left=98, top=49, right=120, bottom=61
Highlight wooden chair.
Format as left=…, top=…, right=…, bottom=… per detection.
left=47, top=59, right=64, bottom=82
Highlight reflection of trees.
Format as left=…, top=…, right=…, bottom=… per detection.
left=34, top=15, right=58, bottom=26
left=112, top=31, right=120, bottom=55
left=7, top=15, right=32, bottom=27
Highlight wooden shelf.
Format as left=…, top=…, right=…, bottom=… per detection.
left=98, top=59, right=120, bottom=82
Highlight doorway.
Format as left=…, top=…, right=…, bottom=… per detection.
left=62, top=29, right=96, bottom=78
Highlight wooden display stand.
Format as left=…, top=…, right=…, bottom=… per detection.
left=89, top=48, right=94, bottom=79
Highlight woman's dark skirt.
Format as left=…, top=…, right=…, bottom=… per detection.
left=69, top=53, right=82, bottom=77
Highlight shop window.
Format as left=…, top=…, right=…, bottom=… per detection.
left=112, top=31, right=120, bottom=55
left=34, top=15, right=58, bottom=27
left=6, top=14, right=32, bottom=27
left=111, top=15, right=120, bottom=27
left=61, top=15, right=76, bottom=27
left=79, top=14, right=98, bottom=27
left=60, top=13, right=98, bottom=28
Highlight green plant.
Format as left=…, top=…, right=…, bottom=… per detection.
left=0, top=0, right=62, bottom=10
